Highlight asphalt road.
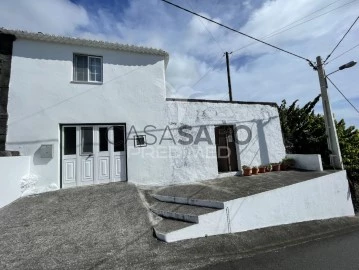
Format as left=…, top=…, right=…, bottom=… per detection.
left=201, top=229, right=359, bottom=270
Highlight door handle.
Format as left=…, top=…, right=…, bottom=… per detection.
left=86, top=154, right=93, bottom=160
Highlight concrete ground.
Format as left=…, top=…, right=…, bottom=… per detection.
left=153, top=170, right=337, bottom=202
left=0, top=181, right=358, bottom=270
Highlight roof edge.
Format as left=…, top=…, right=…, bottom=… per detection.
left=0, top=27, right=169, bottom=64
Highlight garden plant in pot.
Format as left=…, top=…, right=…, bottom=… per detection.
left=281, top=158, right=296, bottom=170
left=258, top=165, right=266, bottom=173
left=266, top=164, right=272, bottom=172
left=272, top=163, right=281, bottom=171
left=242, top=165, right=252, bottom=176
left=252, top=166, right=259, bottom=175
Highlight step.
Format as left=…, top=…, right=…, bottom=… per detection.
left=153, top=219, right=194, bottom=242
left=152, top=194, right=224, bottom=209
left=150, top=201, right=220, bottom=223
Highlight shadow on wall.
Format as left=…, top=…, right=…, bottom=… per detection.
left=33, top=146, right=52, bottom=165
left=240, top=116, right=277, bottom=166
left=13, top=39, right=164, bottom=67
left=7, top=139, right=57, bottom=166
left=256, top=118, right=272, bottom=165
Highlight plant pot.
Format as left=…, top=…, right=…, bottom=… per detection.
left=252, top=168, right=259, bottom=175
left=272, top=164, right=281, bottom=171
left=280, top=164, right=288, bottom=171
left=266, top=166, right=272, bottom=172
left=258, top=167, right=266, bottom=173
left=243, top=168, right=252, bottom=176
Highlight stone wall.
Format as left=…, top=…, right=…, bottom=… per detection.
left=0, top=33, right=16, bottom=151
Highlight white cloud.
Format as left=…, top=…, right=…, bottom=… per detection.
left=0, top=0, right=89, bottom=34
left=1, top=0, right=358, bottom=127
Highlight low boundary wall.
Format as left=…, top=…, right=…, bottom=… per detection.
left=0, top=156, right=30, bottom=208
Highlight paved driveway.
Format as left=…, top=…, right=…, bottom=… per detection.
left=0, top=182, right=358, bottom=269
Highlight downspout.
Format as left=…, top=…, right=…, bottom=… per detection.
left=0, top=33, right=16, bottom=152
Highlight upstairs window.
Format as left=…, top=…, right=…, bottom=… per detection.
left=73, top=54, right=103, bottom=83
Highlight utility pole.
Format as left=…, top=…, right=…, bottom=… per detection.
left=225, top=52, right=233, bottom=102
left=316, top=56, right=343, bottom=169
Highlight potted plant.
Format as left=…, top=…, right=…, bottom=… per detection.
left=272, top=163, right=281, bottom=171
left=281, top=158, right=296, bottom=170
left=266, top=164, right=272, bottom=172
left=258, top=165, right=266, bottom=173
left=242, top=165, right=252, bottom=176
left=252, top=166, right=259, bottom=175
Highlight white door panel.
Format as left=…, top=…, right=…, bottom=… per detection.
left=81, top=157, right=94, bottom=182
left=62, top=124, right=126, bottom=187
left=98, top=157, right=110, bottom=180
left=63, top=159, right=76, bottom=186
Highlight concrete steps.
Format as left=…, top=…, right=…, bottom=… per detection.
left=152, top=194, right=224, bottom=209
left=150, top=171, right=355, bottom=243
left=150, top=201, right=220, bottom=223
left=150, top=193, right=225, bottom=242
left=154, top=219, right=194, bottom=242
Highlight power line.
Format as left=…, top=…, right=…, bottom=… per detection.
left=323, top=15, right=359, bottom=64
left=230, top=0, right=358, bottom=55
left=265, top=0, right=353, bottom=34
left=160, top=0, right=311, bottom=64
left=191, top=54, right=225, bottom=88
left=326, top=76, right=359, bottom=114
left=185, top=0, right=225, bottom=53
left=233, top=0, right=348, bottom=33
left=326, top=43, right=359, bottom=64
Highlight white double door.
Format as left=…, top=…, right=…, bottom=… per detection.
left=62, top=125, right=126, bottom=188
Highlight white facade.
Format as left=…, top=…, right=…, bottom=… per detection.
left=5, top=33, right=286, bottom=191
left=165, top=101, right=286, bottom=184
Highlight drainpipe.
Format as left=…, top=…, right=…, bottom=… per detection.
left=0, top=33, right=16, bottom=151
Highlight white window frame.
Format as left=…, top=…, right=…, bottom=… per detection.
left=73, top=54, right=103, bottom=83
left=80, top=126, right=94, bottom=156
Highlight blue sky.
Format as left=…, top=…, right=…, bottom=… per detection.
left=1, top=0, right=359, bottom=127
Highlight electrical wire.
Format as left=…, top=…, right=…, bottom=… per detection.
left=326, top=76, right=359, bottom=114
left=185, top=0, right=225, bottom=53
left=230, top=0, right=358, bottom=55
left=191, top=54, right=225, bottom=88
left=326, top=43, right=359, bottom=65
left=323, top=15, right=359, bottom=64
left=160, top=0, right=311, bottom=63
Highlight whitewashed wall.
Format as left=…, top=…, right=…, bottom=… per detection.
left=0, top=156, right=30, bottom=208
left=163, top=101, right=286, bottom=184
left=6, top=39, right=170, bottom=189
left=6, top=38, right=286, bottom=190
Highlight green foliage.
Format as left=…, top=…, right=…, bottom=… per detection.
left=278, top=95, right=359, bottom=169
left=336, top=119, right=359, bottom=168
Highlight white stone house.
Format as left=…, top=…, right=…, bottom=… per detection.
left=0, top=28, right=286, bottom=193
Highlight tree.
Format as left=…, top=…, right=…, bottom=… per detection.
left=279, top=96, right=359, bottom=211
left=278, top=95, right=359, bottom=169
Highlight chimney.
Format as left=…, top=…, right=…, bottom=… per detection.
left=0, top=33, right=16, bottom=151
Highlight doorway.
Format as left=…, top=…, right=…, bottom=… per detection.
left=215, top=125, right=238, bottom=173
left=61, top=124, right=127, bottom=188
